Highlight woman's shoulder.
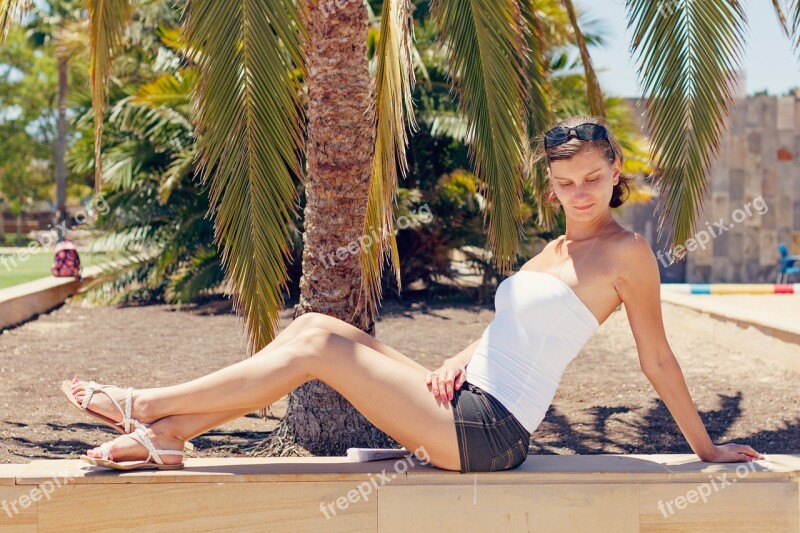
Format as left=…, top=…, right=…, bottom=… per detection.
left=608, top=230, right=653, bottom=257
left=607, top=230, right=660, bottom=281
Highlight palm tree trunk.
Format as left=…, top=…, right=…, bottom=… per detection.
left=268, top=0, right=396, bottom=455
left=54, top=57, right=68, bottom=240
left=15, top=211, right=23, bottom=246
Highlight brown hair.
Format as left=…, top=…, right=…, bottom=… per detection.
left=532, top=115, right=632, bottom=209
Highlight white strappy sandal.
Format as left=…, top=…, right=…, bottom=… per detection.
left=61, top=379, right=145, bottom=435
left=80, top=426, right=185, bottom=470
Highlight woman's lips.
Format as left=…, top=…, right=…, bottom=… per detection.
left=574, top=204, right=594, bottom=210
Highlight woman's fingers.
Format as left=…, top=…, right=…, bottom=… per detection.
left=455, top=367, right=467, bottom=389
left=443, top=369, right=457, bottom=401
left=739, top=444, right=763, bottom=460
left=426, top=366, right=467, bottom=401
left=428, top=373, right=440, bottom=396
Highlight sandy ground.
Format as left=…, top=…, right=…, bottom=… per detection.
left=0, top=294, right=798, bottom=464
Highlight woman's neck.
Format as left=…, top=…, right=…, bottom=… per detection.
left=563, top=210, right=620, bottom=242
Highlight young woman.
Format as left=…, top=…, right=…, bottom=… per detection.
left=62, top=115, right=764, bottom=473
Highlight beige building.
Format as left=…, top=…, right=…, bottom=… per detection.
left=618, top=92, right=800, bottom=283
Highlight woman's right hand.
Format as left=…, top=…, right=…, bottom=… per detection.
left=426, top=359, right=467, bottom=402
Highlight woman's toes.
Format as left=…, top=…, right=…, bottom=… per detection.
left=84, top=428, right=183, bottom=465
left=87, top=447, right=102, bottom=458
left=86, top=445, right=112, bottom=460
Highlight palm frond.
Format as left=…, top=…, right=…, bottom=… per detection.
left=426, top=110, right=469, bottom=141
left=88, top=0, right=132, bottom=193
left=521, top=0, right=555, bottom=134
left=626, top=0, right=746, bottom=248
left=431, top=0, right=529, bottom=274
left=77, top=252, right=160, bottom=305
left=790, top=0, right=800, bottom=46
left=55, top=18, right=89, bottom=61
left=562, top=0, right=605, bottom=117
left=159, top=143, right=196, bottom=204
left=521, top=0, right=558, bottom=231
left=772, top=0, right=790, bottom=36
left=129, top=68, right=196, bottom=111
left=359, top=0, right=417, bottom=319
left=165, top=248, right=225, bottom=304
left=0, top=0, right=29, bottom=42
left=182, top=0, right=306, bottom=353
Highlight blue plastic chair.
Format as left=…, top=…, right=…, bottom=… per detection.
left=777, top=244, right=800, bottom=283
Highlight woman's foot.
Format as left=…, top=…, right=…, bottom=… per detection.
left=84, top=420, right=184, bottom=465
left=69, top=376, right=157, bottom=428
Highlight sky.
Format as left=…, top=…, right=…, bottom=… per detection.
left=574, top=0, right=799, bottom=97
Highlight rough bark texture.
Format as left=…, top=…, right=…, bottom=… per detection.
left=263, top=0, right=397, bottom=456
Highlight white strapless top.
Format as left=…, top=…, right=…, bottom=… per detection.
left=466, top=270, right=600, bottom=434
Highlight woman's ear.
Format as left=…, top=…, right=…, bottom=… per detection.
left=612, top=159, right=621, bottom=185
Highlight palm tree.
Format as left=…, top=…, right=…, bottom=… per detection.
left=3, top=0, right=799, bottom=454
left=3, top=1, right=85, bottom=237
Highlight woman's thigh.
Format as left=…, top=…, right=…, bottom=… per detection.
left=264, top=312, right=430, bottom=373
left=293, top=328, right=461, bottom=471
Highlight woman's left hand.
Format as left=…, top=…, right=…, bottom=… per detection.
left=701, top=443, right=764, bottom=463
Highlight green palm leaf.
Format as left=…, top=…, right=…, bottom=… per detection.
left=771, top=0, right=790, bottom=36
left=182, top=0, right=306, bottom=353
left=360, top=0, right=416, bottom=320
left=561, top=0, right=605, bottom=117
left=521, top=0, right=558, bottom=231
left=88, top=0, right=132, bottom=193
left=165, top=247, right=225, bottom=304
left=788, top=0, right=800, bottom=45
left=431, top=0, right=529, bottom=274
left=626, top=0, right=746, bottom=248
left=0, top=0, right=29, bottom=42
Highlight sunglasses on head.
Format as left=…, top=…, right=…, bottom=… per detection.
left=543, top=123, right=609, bottom=148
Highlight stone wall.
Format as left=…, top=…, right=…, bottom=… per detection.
left=617, top=94, right=800, bottom=283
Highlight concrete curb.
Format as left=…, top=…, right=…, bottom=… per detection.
left=0, top=265, right=105, bottom=331
left=660, top=286, right=800, bottom=374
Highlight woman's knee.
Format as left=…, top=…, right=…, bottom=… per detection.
left=294, top=311, right=339, bottom=331
left=289, top=326, right=337, bottom=366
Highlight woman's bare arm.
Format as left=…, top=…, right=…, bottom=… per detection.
left=615, top=233, right=762, bottom=462
left=448, top=338, right=481, bottom=367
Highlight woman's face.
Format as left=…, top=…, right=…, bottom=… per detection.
left=547, top=149, right=621, bottom=219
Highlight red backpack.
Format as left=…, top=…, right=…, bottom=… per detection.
left=52, top=239, right=81, bottom=278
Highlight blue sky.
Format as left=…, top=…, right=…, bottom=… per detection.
left=575, top=0, right=799, bottom=97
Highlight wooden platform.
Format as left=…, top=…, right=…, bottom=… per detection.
left=1, top=454, right=798, bottom=532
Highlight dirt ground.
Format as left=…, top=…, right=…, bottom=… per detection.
left=1, top=293, right=798, bottom=464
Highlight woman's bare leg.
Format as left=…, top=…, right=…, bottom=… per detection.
left=83, top=312, right=434, bottom=451
left=86, top=327, right=461, bottom=470
left=70, top=312, right=432, bottom=426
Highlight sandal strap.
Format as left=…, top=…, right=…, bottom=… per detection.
left=80, top=380, right=100, bottom=409
left=96, top=430, right=184, bottom=465
left=118, top=415, right=145, bottom=434
left=80, top=381, right=140, bottom=433
left=130, top=427, right=164, bottom=464
left=98, top=442, right=113, bottom=461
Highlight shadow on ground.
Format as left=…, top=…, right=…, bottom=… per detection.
left=531, top=393, right=800, bottom=455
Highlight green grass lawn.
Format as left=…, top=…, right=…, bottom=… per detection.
left=0, top=251, right=109, bottom=290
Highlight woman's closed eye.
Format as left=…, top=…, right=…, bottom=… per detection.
left=559, top=178, right=598, bottom=187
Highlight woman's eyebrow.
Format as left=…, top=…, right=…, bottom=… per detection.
left=553, top=167, right=603, bottom=180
